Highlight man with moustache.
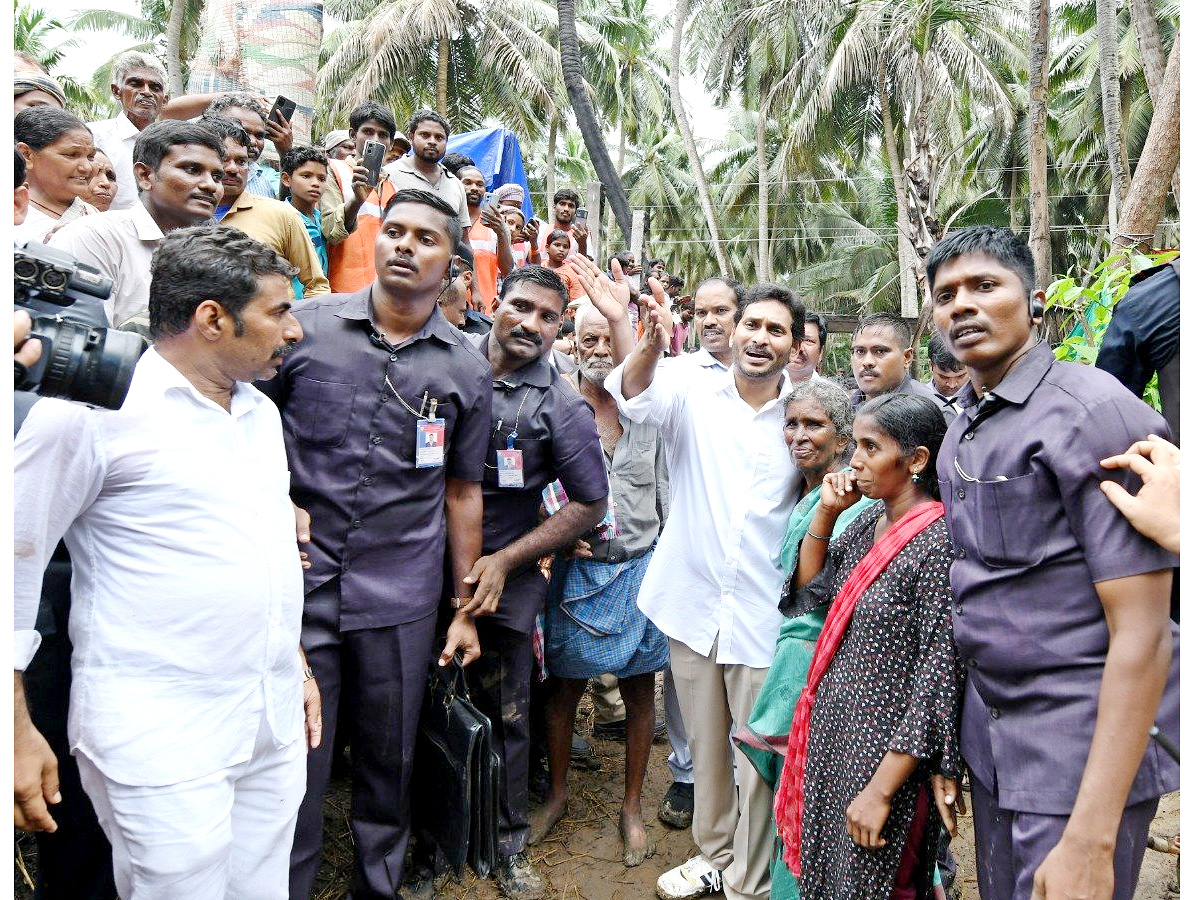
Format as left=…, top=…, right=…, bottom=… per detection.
left=606, top=283, right=806, bottom=900
left=88, top=51, right=169, bottom=211
left=205, top=93, right=295, bottom=200
left=15, top=225, right=318, bottom=899
left=202, top=115, right=329, bottom=299
left=383, top=109, right=471, bottom=237
left=785, top=311, right=831, bottom=384
left=463, top=262, right=611, bottom=899
left=678, top=276, right=742, bottom=371
left=262, top=190, right=491, bottom=900
left=929, top=226, right=1178, bottom=900
left=849, top=311, right=939, bottom=409
left=531, top=290, right=670, bottom=868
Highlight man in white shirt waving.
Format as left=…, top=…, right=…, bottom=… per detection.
left=604, top=282, right=805, bottom=900
left=14, top=225, right=320, bottom=900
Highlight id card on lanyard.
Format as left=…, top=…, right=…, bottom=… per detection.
left=415, top=418, right=446, bottom=468
left=497, top=431, right=524, bottom=488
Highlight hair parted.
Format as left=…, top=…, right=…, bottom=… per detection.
left=855, top=393, right=947, bottom=499
left=149, top=225, right=296, bottom=340
left=14, top=106, right=88, bottom=150
left=734, top=283, right=806, bottom=339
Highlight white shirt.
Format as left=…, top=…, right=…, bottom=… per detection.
left=14, top=349, right=305, bottom=786
left=681, top=347, right=729, bottom=371
left=14, top=197, right=96, bottom=246
left=48, top=200, right=164, bottom=328
left=88, top=112, right=141, bottom=211
left=604, top=362, right=802, bottom=667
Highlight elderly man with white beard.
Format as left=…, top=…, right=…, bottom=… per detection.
left=529, top=288, right=671, bottom=870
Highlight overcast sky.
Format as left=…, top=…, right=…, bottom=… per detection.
left=54, top=0, right=730, bottom=141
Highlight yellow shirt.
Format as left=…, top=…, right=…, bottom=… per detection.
left=220, top=192, right=331, bottom=298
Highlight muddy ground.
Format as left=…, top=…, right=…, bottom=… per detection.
left=15, top=710, right=1180, bottom=900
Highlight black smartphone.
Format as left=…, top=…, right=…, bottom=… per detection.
left=362, top=140, right=386, bottom=187
left=268, top=95, right=297, bottom=125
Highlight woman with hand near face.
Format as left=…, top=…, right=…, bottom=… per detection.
left=774, top=393, right=963, bottom=900
left=735, top=380, right=876, bottom=900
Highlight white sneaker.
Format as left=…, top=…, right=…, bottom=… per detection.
left=656, top=855, right=723, bottom=900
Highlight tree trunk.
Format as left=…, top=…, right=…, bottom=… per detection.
left=1028, top=0, right=1052, bottom=288
left=1128, top=0, right=1179, bottom=204
left=1096, top=0, right=1130, bottom=232
left=879, top=53, right=919, bottom=317
left=756, top=79, right=769, bottom=280
left=165, top=0, right=186, bottom=96
left=546, top=115, right=558, bottom=220
left=557, top=0, right=633, bottom=243
left=668, top=0, right=730, bottom=275
left=437, top=34, right=450, bottom=117
left=1115, top=34, right=1180, bottom=251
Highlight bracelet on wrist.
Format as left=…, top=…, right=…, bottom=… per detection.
left=806, top=529, right=832, bottom=542
left=302, top=665, right=315, bottom=683
left=450, top=596, right=473, bottom=610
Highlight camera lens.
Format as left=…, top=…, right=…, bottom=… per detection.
left=31, top=317, right=145, bottom=410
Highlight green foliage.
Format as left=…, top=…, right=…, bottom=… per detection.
left=1046, top=246, right=1176, bottom=409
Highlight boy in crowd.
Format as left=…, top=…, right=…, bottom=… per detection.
left=280, top=147, right=330, bottom=277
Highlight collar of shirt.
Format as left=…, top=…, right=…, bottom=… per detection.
left=129, top=198, right=165, bottom=242
left=134, top=345, right=266, bottom=419
left=386, top=153, right=448, bottom=187
left=100, top=111, right=141, bottom=142
left=335, top=286, right=461, bottom=348
left=470, top=330, right=556, bottom=389
left=691, top=347, right=729, bottom=370
left=713, top=366, right=793, bottom=409
left=973, top=340, right=1054, bottom=408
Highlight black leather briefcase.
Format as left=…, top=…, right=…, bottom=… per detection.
left=413, top=658, right=501, bottom=877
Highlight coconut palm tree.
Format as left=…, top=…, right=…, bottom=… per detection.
left=14, top=2, right=104, bottom=114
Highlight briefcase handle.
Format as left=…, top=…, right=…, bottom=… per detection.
left=430, top=653, right=474, bottom=710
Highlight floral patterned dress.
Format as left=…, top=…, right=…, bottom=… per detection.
left=796, top=502, right=963, bottom=900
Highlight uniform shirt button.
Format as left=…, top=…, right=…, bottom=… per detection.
left=957, top=488, right=966, bottom=499
left=390, top=354, right=397, bottom=362
left=990, top=708, right=1001, bottom=719
left=965, top=432, right=975, bottom=441
left=955, top=604, right=964, bottom=615
left=370, top=434, right=383, bottom=445
left=350, top=519, right=363, bottom=529
left=362, top=475, right=374, bottom=485
left=957, top=548, right=966, bottom=559
left=380, top=393, right=390, bottom=403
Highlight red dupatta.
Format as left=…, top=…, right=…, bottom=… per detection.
left=773, top=500, right=945, bottom=876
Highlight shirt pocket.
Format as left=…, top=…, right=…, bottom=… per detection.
left=966, top=473, right=1048, bottom=568
left=286, top=376, right=357, bottom=448
left=617, top=438, right=657, bottom=487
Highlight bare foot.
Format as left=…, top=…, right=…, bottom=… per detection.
left=620, top=808, right=651, bottom=867
left=529, top=796, right=568, bottom=845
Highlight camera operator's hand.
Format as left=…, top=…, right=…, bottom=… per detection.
left=14, top=309, right=41, bottom=370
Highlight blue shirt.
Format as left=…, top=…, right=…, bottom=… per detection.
left=246, top=161, right=281, bottom=199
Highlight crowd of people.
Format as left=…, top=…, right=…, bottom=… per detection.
left=12, top=48, right=1182, bottom=900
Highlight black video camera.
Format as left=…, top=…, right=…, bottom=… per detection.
left=15, top=242, right=146, bottom=410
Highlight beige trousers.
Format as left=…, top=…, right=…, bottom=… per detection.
left=590, top=673, right=626, bottom=724
left=668, top=637, right=772, bottom=900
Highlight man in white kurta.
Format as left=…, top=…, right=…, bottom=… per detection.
left=13, top=225, right=317, bottom=900
left=604, top=284, right=806, bottom=900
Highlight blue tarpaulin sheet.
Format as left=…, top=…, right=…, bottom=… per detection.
left=446, top=127, right=535, bottom=220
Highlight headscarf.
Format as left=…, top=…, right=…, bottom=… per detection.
left=14, top=73, right=66, bottom=108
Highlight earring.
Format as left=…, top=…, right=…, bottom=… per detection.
left=911, top=473, right=920, bottom=483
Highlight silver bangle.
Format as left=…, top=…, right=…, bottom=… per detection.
left=806, top=529, right=832, bottom=542
left=302, top=665, right=315, bottom=683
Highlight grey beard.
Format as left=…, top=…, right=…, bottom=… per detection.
left=580, top=358, right=613, bottom=384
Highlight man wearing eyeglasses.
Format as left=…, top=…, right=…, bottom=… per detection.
left=928, top=226, right=1178, bottom=900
